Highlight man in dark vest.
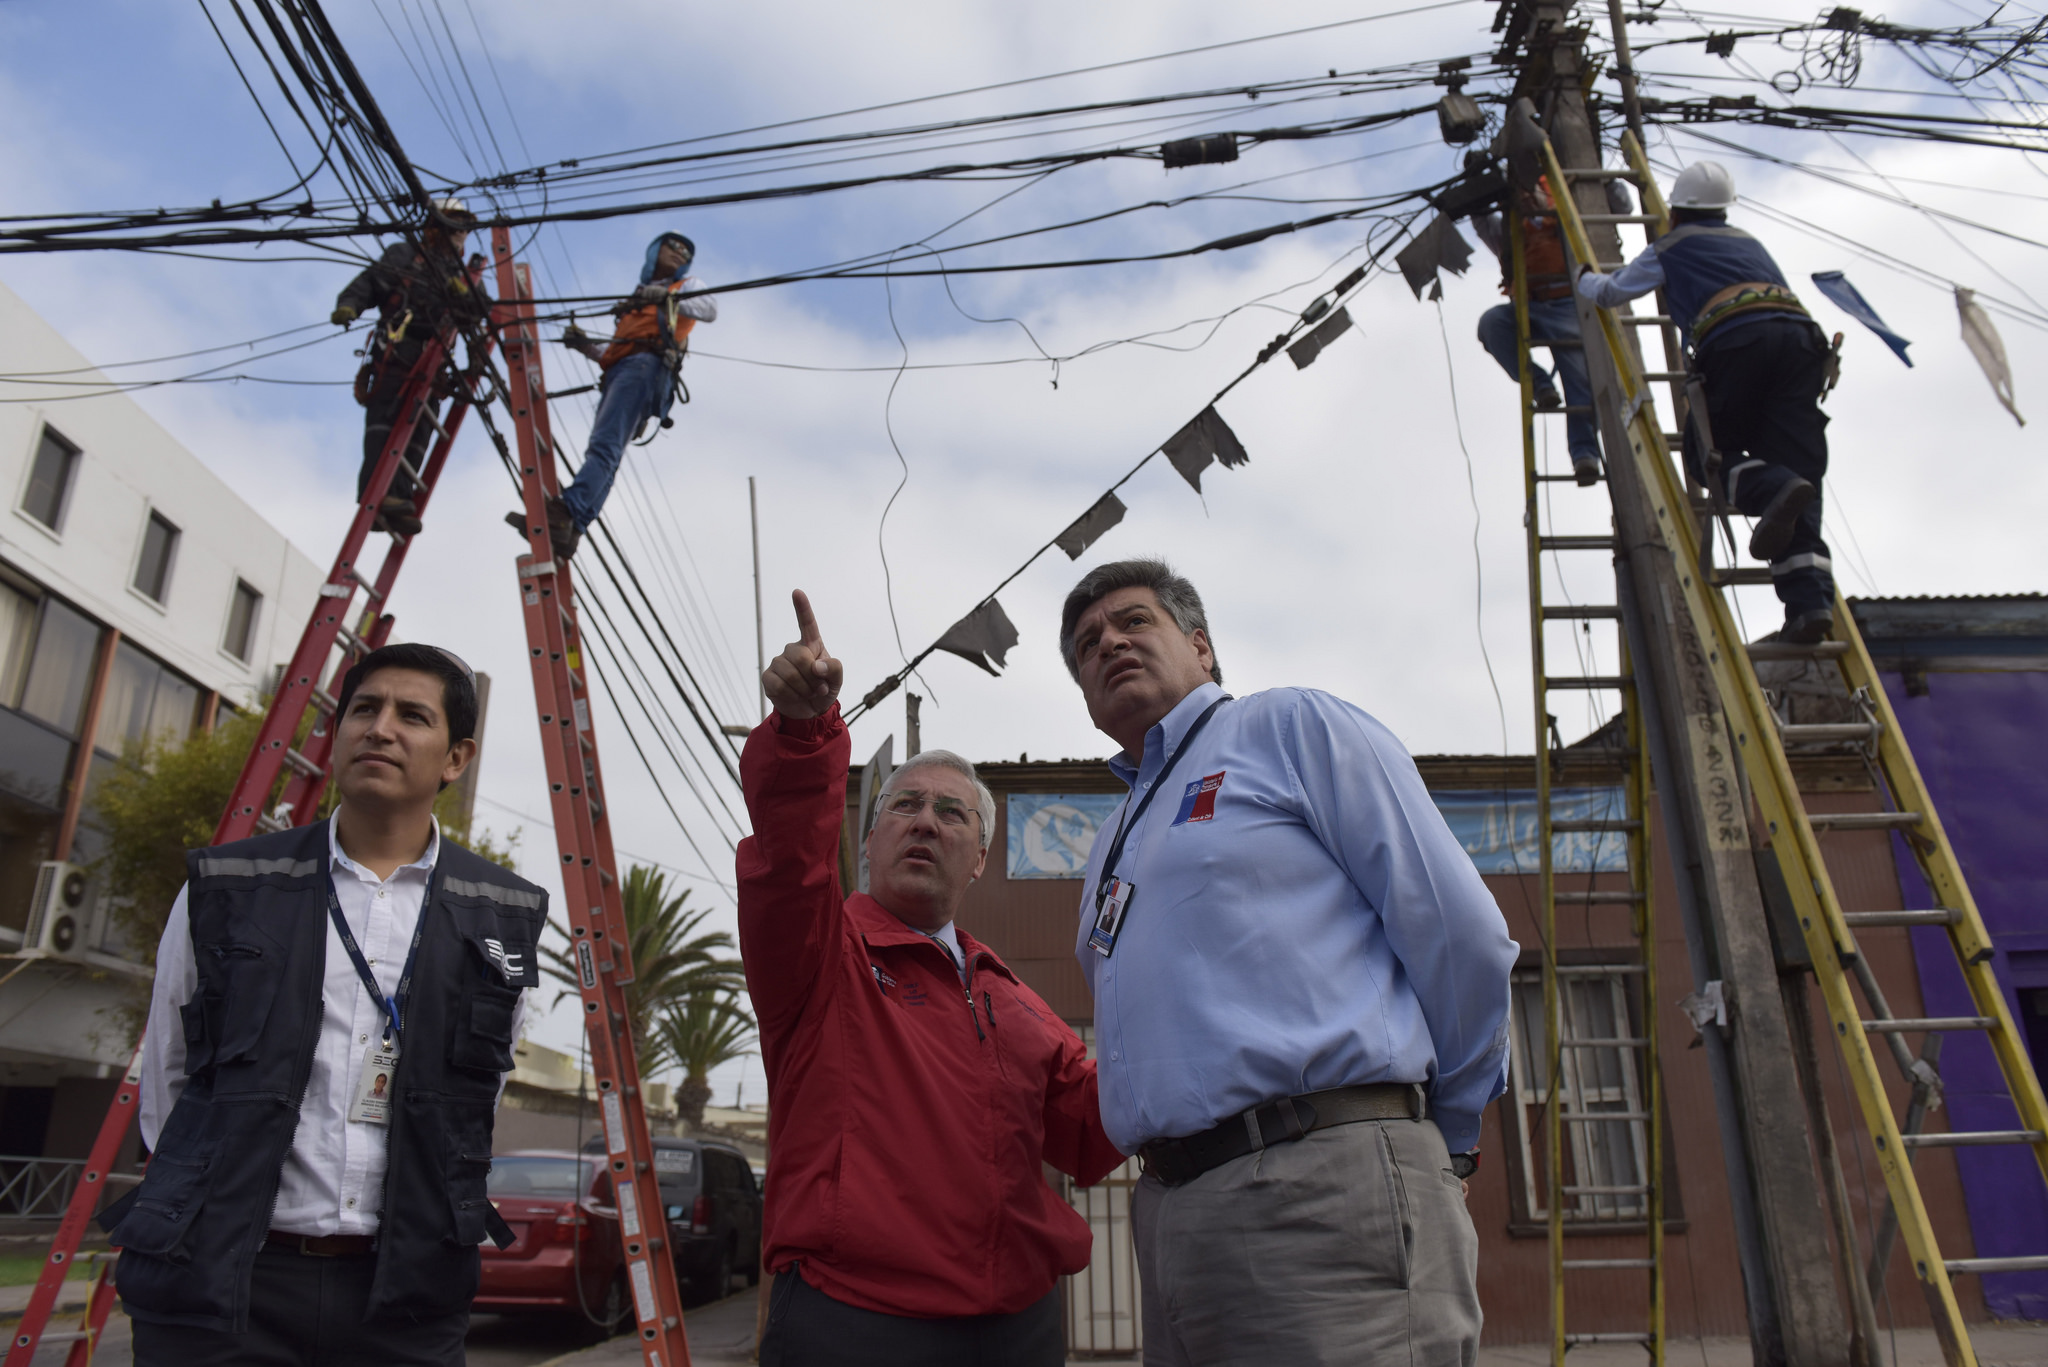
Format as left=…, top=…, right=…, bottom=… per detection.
left=108, top=642, right=544, bottom=1365
left=1578, top=160, right=1837, bottom=643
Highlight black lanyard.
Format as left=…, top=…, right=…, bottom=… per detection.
left=1092, top=695, right=1229, bottom=913
left=325, top=861, right=430, bottom=1045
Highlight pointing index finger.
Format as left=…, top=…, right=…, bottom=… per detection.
left=791, top=589, right=823, bottom=649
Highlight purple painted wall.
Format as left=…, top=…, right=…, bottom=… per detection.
left=1882, top=669, right=2048, bottom=1321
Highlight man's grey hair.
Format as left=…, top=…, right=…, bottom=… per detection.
left=878, top=750, right=997, bottom=851
left=1058, top=557, right=1224, bottom=687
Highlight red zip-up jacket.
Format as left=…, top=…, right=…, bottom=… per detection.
left=737, top=707, right=1124, bottom=1318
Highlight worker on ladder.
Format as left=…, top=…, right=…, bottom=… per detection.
left=514, top=231, right=717, bottom=559
left=1474, top=177, right=1602, bottom=485
left=1577, top=161, right=1837, bottom=643
left=331, top=198, right=488, bottom=537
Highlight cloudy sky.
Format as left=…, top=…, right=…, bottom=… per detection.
left=4, top=0, right=2042, bottom=1096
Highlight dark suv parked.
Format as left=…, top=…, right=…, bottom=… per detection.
left=583, top=1135, right=761, bottom=1301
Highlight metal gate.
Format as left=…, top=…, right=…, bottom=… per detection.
left=1062, top=1156, right=1143, bottom=1357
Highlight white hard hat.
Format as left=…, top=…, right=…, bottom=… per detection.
left=1669, top=161, right=1736, bottom=210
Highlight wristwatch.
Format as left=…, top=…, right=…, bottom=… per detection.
left=1449, top=1152, right=1480, bottom=1181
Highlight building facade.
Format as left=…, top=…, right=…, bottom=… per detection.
left=0, top=279, right=323, bottom=1166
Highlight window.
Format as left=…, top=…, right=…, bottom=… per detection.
left=223, top=580, right=262, bottom=662
left=95, top=640, right=197, bottom=757
left=0, top=581, right=34, bottom=709
left=1505, top=964, right=1658, bottom=1226
left=21, top=428, right=79, bottom=531
left=16, top=599, right=101, bottom=737
left=133, top=511, right=180, bottom=603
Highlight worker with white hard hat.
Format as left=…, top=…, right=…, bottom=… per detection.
left=1578, top=160, right=1838, bottom=645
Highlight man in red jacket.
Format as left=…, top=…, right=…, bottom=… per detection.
left=740, top=591, right=1123, bottom=1367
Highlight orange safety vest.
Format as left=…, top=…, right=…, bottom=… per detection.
left=599, top=282, right=699, bottom=371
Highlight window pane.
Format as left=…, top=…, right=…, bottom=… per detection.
left=95, top=640, right=160, bottom=756
left=148, top=671, right=198, bottom=745
left=224, top=581, right=261, bottom=661
left=133, top=513, right=179, bottom=602
left=18, top=600, right=101, bottom=736
left=21, top=429, right=78, bottom=530
left=0, top=582, right=35, bottom=709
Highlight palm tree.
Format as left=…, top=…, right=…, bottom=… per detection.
left=656, top=991, right=758, bottom=1132
left=542, top=865, right=745, bottom=1079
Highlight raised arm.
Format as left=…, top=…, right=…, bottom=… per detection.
left=736, top=591, right=851, bottom=1036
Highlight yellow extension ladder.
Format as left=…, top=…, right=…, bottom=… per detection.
left=1511, top=200, right=1665, bottom=1365
left=1545, top=130, right=2048, bottom=1367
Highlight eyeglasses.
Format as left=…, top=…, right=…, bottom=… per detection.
left=878, top=793, right=980, bottom=828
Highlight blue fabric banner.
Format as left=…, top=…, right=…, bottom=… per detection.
left=1810, top=270, right=1914, bottom=366
left=1006, top=794, right=1126, bottom=879
left=1429, top=787, right=1631, bottom=873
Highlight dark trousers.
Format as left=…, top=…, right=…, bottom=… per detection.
left=1685, top=316, right=1835, bottom=620
left=359, top=344, right=440, bottom=504
left=129, top=1246, right=468, bottom=1367
left=759, top=1268, right=1064, bottom=1367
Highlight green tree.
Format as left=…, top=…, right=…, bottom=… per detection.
left=655, top=991, right=757, bottom=1132
left=91, top=707, right=518, bottom=971
left=540, top=864, right=744, bottom=1080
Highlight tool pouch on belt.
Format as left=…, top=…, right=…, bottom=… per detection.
left=353, top=362, right=375, bottom=407
left=1692, top=281, right=1807, bottom=347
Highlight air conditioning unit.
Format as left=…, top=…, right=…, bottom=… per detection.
left=25, top=862, right=92, bottom=961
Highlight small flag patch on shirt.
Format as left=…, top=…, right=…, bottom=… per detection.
left=1171, top=772, right=1226, bottom=825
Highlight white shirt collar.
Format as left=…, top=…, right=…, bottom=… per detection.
left=913, top=921, right=967, bottom=979
left=328, top=810, right=441, bottom=881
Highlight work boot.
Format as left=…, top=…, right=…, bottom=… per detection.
left=544, top=496, right=582, bottom=561
left=1572, top=456, right=1601, bottom=487
left=376, top=496, right=422, bottom=537
left=1783, top=607, right=1834, bottom=645
left=1534, top=385, right=1563, bottom=411
left=1748, top=477, right=1815, bottom=561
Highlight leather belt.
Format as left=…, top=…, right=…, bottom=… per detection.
left=265, top=1230, right=376, bottom=1257
left=1139, top=1082, right=1427, bottom=1188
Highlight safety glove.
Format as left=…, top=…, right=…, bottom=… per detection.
left=331, top=305, right=359, bottom=326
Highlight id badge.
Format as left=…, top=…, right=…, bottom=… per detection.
left=1089, top=878, right=1135, bottom=958
left=348, top=1040, right=401, bottom=1126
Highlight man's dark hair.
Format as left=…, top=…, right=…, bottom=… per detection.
left=335, top=643, right=479, bottom=745
left=1059, top=558, right=1223, bottom=686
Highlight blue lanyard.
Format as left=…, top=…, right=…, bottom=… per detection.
left=325, top=865, right=430, bottom=1045
left=1092, top=695, right=1229, bottom=914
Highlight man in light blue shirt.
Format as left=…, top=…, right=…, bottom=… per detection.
left=1061, top=558, right=1517, bottom=1365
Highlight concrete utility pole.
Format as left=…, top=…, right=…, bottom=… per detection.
left=1504, top=4, right=1854, bottom=1362
left=750, top=476, right=766, bottom=720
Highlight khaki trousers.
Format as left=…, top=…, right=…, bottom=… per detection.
left=1132, top=1116, right=1481, bottom=1366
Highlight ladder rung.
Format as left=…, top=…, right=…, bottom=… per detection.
left=1539, top=536, right=1615, bottom=551
left=1902, top=1130, right=2045, bottom=1149
left=1566, top=1333, right=1658, bottom=1344
left=1530, top=337, right=1584, bottom=349
left=282, top=748, right=324, bottom=780
left=1552, top=818, right=1642, bottom=833
left=1556, top=890, right=1645, bottom=905
left=1643, top=371, right=1686, bottom=382
left=1621, top=315, right=1676, bottom=326
left=1582, top=213, right=1661, bottom=225
left=1536, top=472, right=1605, bottom=483
left=1946, top=1256, right=2048, bottom=1275
left=34, top=1332, right=89, bottom=1345
left=1564, top=1258, right=1656, bottom=1269
left=1543, top=605, right=1622, bottom=619
left=1864, top=1016, right=1994, bottom=1033
left=1556, top=964, right=1646, bottom=976
left=1547, top=676, right=1630, bottom=690
left=1778, top=722, right=1881, bottom=744
left=1561, top=1112, right=1651, bottom=1122
left=1564, top=1183, right=1653, bottom=1194
left=1843, top=909, right=1962, bottom=928
left=1560, top=1037, right=1651, bottom=1048
left=1531, top=405, right=1598, bottom=417
left=1560, top=167, right=1638, bottom=180
left=1747, top=640, right=1850, bottom=661
left=1710, top=568, right=1774, bottom=586
left=1808, top=811, right=1922, bottom=831
left=311, top=686, right=338, bottom=714
left=256, top=810, right=292, bottom=835
left=336, top=625, right=371, bottom=656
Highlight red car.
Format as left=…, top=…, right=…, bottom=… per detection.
left=475, top=1149, right=631, bottom=1340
